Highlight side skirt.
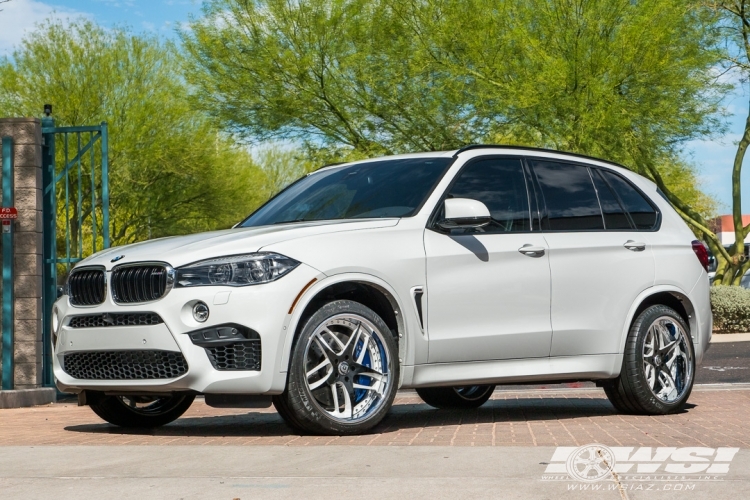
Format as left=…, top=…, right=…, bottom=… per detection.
left=402, top=354, right=623, bottom=389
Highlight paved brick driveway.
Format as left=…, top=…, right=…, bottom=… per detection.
left=1, top=385, right=748, bottom=448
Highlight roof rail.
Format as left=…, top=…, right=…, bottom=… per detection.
left=452, top=144, right=628, bottom=170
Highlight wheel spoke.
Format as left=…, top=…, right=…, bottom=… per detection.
left=658, top=369, right=678, bottom=401
left=644, top=330, right=656, bottom=356
left=666, top=345, right=683, bottom=369
left=313, top=334, right=338, bottom=361
left=341, top=323, right=362, bottom=353
left=353, top=371, right=386, bottom=396
left=644, top=362, right=656, bottom=389
left=655, top=322, right=670, bottom=350
left=307, top=358, right=331, bottom=378
left=327, top=382, right=353, bottom=419
left=319, top=329, right=346, bottom=354
left=306, top=358, right=333, bottom=391
left=355, top=331, right=372, bottom=365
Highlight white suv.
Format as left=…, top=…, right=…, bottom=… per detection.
left=52, top=146, right=711, bottom=435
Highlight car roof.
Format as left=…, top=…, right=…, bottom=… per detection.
left=313, top=145, right=634, bottom=178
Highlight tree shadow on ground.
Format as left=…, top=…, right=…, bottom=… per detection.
left=62, top=397, right=695, bottom=437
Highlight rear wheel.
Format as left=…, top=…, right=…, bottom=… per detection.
left=90, top=394, right=195, bottom=428
left=416, top=385, right=495, bottom=409
left=604, top=304, right=695, bottom=415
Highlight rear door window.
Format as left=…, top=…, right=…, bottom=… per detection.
left=530, top=160, right=604, bottom=231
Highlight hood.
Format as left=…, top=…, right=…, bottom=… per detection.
left=77, top=219, right=400, bottom=270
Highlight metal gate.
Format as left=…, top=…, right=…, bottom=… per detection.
left=41, top=113, right=110, bottom=386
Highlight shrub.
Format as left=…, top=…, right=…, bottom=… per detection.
left=710, top=285, right=750, bottom=333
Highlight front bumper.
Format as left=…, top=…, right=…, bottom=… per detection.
left=52, top=263, right=320, bottom=395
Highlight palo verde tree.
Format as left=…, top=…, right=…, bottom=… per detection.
left=0, top=20, right=268, bottom=251
left=183, top=0, right=722, bottom=221
left=661, top=1, right=750, bottom=285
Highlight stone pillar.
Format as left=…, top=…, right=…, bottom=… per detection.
left=0, top=118, right=44, bottom=389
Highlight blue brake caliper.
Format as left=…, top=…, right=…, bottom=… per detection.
left=353, top=336, right=388, bottom=405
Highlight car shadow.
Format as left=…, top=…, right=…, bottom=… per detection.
left=60, top=397, right=690, bottom=437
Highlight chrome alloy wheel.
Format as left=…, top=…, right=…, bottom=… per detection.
left=642, top=316, right=693, bottom=403
left=454, top=386, right=492, bottom=400
left=303, top=314, right=392, bottom=422
left=117, top=395, right=180, bottom=415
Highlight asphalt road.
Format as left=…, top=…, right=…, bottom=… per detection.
left=696, top=342, right=750, bottom=384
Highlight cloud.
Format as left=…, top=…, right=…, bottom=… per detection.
left=0, top=0, right=89, bottom=56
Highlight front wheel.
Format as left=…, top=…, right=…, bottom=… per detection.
left=274, top=300, right=399, bottom=435
left=90, top=393, right=195, bottom=428
left=416, top=385, right=495, bottom=409
left=604, top=304, right=695, bottom=415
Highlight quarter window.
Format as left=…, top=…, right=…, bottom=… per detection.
left=531, top=161, right=604, bottom=231
left=592, top=169, right=632, bottom=230
left=444, top=158, right=531, bottom=233
left=600, top=170, right=658, bottom=230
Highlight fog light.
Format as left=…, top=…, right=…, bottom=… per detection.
left=192, top=301, right=209, bottom=322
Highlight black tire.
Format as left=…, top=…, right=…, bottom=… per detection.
left=90, top=393, right=195, bottom=428
left=277, top=299, right=399, bottom=435
left=416, top=385, right=495, bottom=409
left=604, top=304, right=695, bottom=415
left=272, top=390, right=307, bottom=433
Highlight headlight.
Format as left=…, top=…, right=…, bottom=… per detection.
left=175, top=253, right=300, bottom=287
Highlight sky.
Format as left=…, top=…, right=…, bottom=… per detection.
left=1, top=0, right=749, bottom=214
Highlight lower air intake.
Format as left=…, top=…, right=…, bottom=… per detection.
left=62, top=350, right=188, bottom=380
left=204, top=341, right=262, bottom=371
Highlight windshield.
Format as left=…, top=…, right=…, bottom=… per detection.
left=240, top=157, right=453, bottom=227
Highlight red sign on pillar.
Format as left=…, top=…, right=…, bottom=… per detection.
left=0, top=207, right=17, bottom=219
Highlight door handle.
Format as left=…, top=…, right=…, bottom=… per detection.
left=624, top=240, right=646, bottom=251
left=518, top=244, right=545, bottom=257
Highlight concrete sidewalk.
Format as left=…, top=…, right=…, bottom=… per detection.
left=1, top=445, right=748, bottom=499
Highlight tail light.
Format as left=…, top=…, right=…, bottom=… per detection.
left=692, top=240, right=709, bottom=272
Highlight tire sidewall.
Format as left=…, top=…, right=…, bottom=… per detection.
left=287, top=299, right=400, bottom=434
left=629, top=305, right=695, bottom=413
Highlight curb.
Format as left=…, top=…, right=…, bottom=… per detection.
left=0, top=388, right=56, bottom=409
left=711, top=333, right=750, bottom=343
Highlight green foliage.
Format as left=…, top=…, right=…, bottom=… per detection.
left=710, top=285, right=750, bottom=333
left=253, top=144, right=317, bottom=196
left=182, top=0, right=723, bottom=213
left=0, top=20, right=269, bottom=248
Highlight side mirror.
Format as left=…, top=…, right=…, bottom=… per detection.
left=437, top=198, right=492, bottom=230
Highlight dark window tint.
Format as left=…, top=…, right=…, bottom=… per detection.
left=241, top=158, right=452, bottom=227
left=600, top=170, right=658, bottom=230
left=592, top=170, right=632, bottom=230
left=445, top=158, right=531, bottom=233
left=532, top=161, right=604, bottom=231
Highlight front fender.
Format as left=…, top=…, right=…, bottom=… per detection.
left=270, top=272, right=419, bottom=393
